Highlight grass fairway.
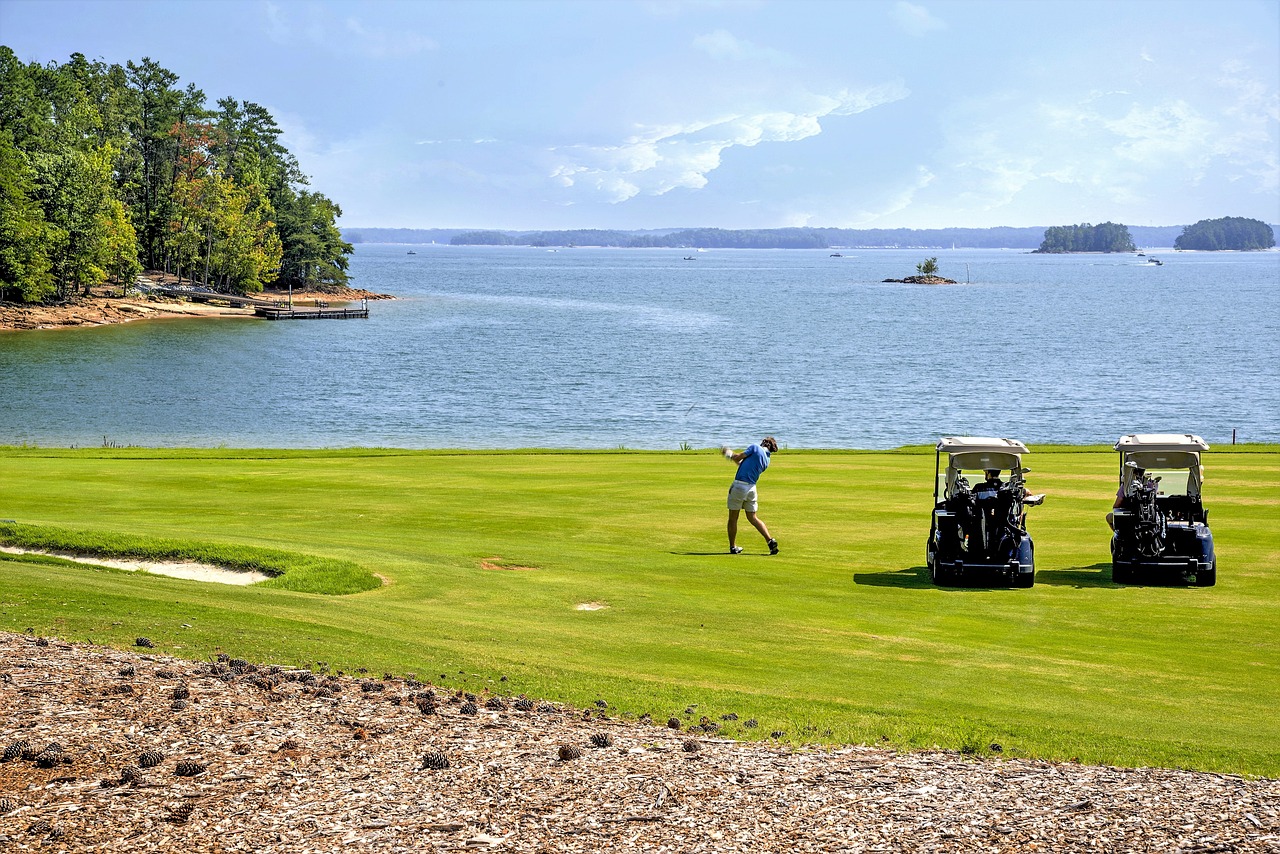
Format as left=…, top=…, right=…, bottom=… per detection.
left=1, top=445, right=1277, bottom=776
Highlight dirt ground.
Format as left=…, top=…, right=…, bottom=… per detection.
left=1, top=632, right=1276, bottom=852
left=0, top=272, right=393, bottom=332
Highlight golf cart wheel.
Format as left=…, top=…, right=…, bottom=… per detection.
left=1194, top=568, right=1216, bottom=587
left=1013, top=571, right=1034, bottom=589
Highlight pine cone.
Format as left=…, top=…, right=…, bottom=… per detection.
left=459, top=701, right=478, bottom=715
left=2, top=740, right=31, bottom=762
left=721, top=713, right=739, bottom=721
left=589, top=733, right=613, bottom=748
left=138, top=749, right=164, bottom=768
left=557, top=744, right=583, bottom=761
left=167, top=802, right=196, bottom=823
left=27, top=819, right=51, bottom=835
left=513, top=697, right=534, bottom=712
left=174, top=759, right=207, bottom=777
left=118, top=664, right=136, bottom=677
left=485, top=696, right=506, bottom=711
left=170, top=699, right=188, bottom=711
left=34, top=636, right=49, bottom=647
left=415, top=698, right=437, bottom=716
left=172, top=684, right=190, bottom=700
left=20, top=742, right=42, bottom=761
left=536, top=703, right=557, bottom=713
left=770, top=730, right=785, bottom=739
left=155, top=669, right=178, bottom=679
left=667, top=717, right=681, bottom=729
left=120, top=766, right=143, bottom=785
left=35, top=750, right=62, bottom=768
left=682, top=739, right=700, bottom=753
left=135, top=637, right=154, bottom=648
left=0, top=797, right=15, bottom=813
left=743, top=719, right=758, bottom=728
left=594, top=699, right=608, bottom=708
left=228, top=658, right=249, bottom=671
left=419, top=750, right=450, bottom=770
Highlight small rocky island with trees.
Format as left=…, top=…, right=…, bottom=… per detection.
left=883, top=257, right=957, bottom=284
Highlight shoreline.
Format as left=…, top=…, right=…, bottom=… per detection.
left=0, top=271, right=394, bottom=333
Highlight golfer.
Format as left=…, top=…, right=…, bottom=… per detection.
left=724, top=437, right=779, bottom=555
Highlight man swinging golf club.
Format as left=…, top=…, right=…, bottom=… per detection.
left=722, top=436, right=779, bottom=555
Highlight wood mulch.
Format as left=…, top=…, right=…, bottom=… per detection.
left=1, top=632, right=1275, bottom=852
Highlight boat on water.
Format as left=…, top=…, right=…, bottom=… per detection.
left=407, top=250, right=416, bottom=255
left=1148, top=258, right=1163, bottom=265
left=683, top=256, right=696, bottom=260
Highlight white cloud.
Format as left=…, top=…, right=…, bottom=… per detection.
left=692, top=30, right=793, bottom=66
left=262, top=3, right=436, bottom=58
left=344, top=17, right=438, bottom=57
left=892, top=2, right=947, bottom=37
left=547, top=83, right=909, bottom=204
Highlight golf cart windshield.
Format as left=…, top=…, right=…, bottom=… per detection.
left=1121, top=450, right=1203, bottom=498
left=943, top=451, right=1023, bottom=500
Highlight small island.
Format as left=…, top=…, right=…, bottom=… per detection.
left=883, top=257, right=957, bottom=284
left=1175, top=217, right=1275, bottom=251
left=1033, top=222, right=1136, bottom=253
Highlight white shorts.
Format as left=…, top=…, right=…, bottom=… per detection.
left=727, top=480, right=758, bottom=512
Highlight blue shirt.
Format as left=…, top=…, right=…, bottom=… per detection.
left=734, top=444, right=771, bottom=485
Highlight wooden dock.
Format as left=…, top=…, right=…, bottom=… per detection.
left=254, top=306, right=369, bottom=321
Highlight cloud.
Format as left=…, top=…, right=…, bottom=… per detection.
left=344, top=17, right=438, bottom=57
left=892, top=2, right=947, bottom=37
left=692, top=30, right=793, bottom=66
left=547, top=83, right=909, bottom=204
left=262, top=3, right=436, bottom=58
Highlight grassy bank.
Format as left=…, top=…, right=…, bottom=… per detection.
left=1, top=445, right=1276, bottom=775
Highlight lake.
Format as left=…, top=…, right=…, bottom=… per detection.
left=0, top=245, right=1277, bottom=449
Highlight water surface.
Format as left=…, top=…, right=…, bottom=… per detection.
left=1, top=246, right=1276, bottom=449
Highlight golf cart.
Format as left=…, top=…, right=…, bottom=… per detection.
left=1109, top=434, right=1215, bottom=586
left=926, top=437, right=1045, bottom=587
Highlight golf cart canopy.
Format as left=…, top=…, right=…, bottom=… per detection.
left=1114, top=435, right=1208, bottom=497
left=935, top=438, right=1030, bottom=501
left=937, top=437, right=1028, bottom=472
left=937, top=437, right=1030, bottom=454
left=1114, top=434, right=1209, bottom=453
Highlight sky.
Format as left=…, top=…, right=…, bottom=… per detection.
left=2, top=0, right=1278, bottom=231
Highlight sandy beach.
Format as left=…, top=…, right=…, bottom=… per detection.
left=0, top=272, right=392, bottom=333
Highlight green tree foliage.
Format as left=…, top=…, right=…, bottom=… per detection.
left=916, top=257, right=939, bottom=276
left=1174, top=217, right=1275, bottom=251
left=0, top=48, right=349, bottom=303
left=1036, top=222, right=1136, bottom=253
left=0, top=130, right=53, bottom=302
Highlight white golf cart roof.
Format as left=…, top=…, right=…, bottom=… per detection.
left=936, top=437, right=1029, bottom=454
left=1114, top=434, right=1209, bottom=453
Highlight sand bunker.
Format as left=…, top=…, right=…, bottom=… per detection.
left=0, top=546, right=269, bottom=585
left=575, top=602, right=608, bottom=611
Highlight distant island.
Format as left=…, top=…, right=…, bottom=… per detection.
left=1034, top=222, right=1136, bottom=254
left=1175, top=217, right=1275, bottom=251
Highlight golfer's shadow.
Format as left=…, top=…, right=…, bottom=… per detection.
left=852, top=566, right=932, bottom=589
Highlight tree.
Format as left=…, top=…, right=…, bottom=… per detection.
left=916, top=257, right=939, bottom=276
left=0, top=130, right=53, bottom=302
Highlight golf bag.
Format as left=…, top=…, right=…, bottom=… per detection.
left=1127, top=474, right=1166, bottom=558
